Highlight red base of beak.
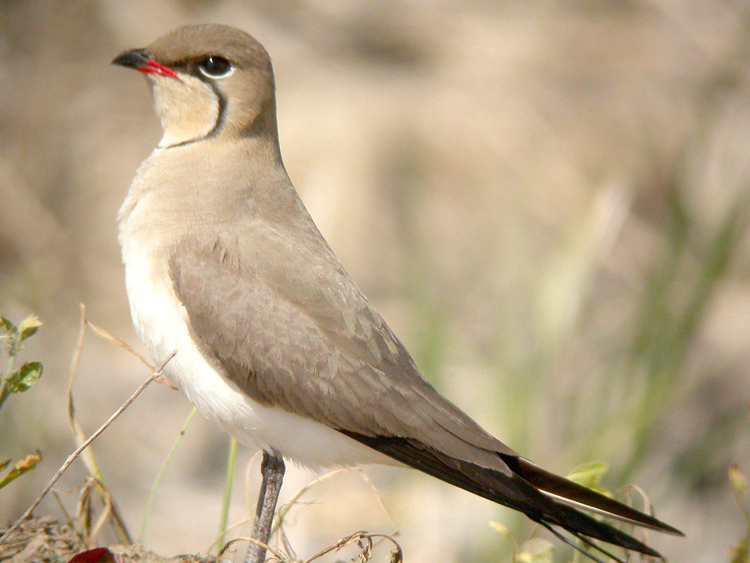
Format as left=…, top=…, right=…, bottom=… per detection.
left=140, top=59, right=179, bottom=80
left=112, top=49, right=179, bottom=80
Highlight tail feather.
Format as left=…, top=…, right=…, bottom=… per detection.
left=509, top=456, right=683, bottom=535
left=341, top=431, right=681, bottom=560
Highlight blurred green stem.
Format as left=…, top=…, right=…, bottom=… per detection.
left=619, top=185, right=748, bottom=482
left=217, top=437, right=238, bottom=551
left=140, top=407, right=197, bottom=544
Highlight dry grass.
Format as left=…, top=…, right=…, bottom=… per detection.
left=0, top=516, right=85, bottom=562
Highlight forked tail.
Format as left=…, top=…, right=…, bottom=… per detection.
left=343, top=432, right=682, bottom=562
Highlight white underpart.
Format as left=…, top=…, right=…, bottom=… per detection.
left=120, top=208, right=396, bottom=470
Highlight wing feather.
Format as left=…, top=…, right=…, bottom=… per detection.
left=168, top=232, right=517, bottom=468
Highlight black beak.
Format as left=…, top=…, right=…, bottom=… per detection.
left=112, top=48, right=179, bottom=80
left=111, top=48, right=150, bottom=69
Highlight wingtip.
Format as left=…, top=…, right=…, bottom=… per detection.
left=513, top=457, right=683, bottom=536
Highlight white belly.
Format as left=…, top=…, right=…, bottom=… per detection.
left=121, top=240, right=395, bottom=470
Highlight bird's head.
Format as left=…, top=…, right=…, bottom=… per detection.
left=112, top=24, right=278, bottom=149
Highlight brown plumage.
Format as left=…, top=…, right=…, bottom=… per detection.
left=113, top=24, right=682, bottom=563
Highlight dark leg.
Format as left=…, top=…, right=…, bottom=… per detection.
left=244, top=451, right=286, bottom=563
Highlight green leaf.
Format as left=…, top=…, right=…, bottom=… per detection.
left=18, top=315, right=42, bottom=341
left=6, top=361, right=43, bottom=393
left=0, top=313, right=19, bottom=353
left=0, top=312, right=15, bottom=333
left=0, top=459, right=10, bottom=472
left=566, top=460, right=609, bottom=494
left=0, top=450, right=42, bottom=489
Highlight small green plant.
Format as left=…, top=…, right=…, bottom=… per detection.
left=0, top=312, right=43, bottom=411
left=0, top=311, right=43, bottom=489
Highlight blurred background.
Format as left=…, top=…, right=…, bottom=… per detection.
left=1, top=1, right=750, bottom=561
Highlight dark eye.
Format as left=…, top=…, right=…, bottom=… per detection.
left=198, top=56, right=233, bottom=78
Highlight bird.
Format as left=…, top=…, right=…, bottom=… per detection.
left=112, top=24, right=682, bottom=563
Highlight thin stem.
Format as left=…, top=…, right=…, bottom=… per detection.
left=217, top=438, right=238, bottom=552
left=140, top=407, right=197, bottom=543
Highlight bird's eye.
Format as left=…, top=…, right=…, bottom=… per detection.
left=198, top=56, right=234, bottom=79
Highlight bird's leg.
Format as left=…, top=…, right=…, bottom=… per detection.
left=245, top=451, right=285, bottom=563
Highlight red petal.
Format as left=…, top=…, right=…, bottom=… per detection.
left=68, top=547, right=121, bottom=563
